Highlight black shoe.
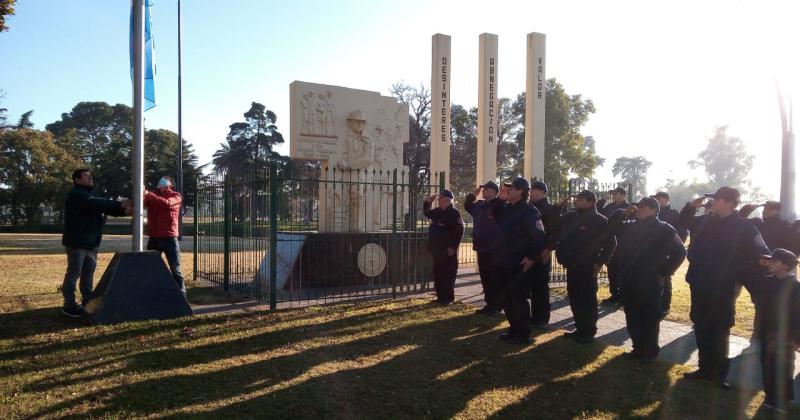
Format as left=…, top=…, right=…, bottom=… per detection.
left=574, top=335, right=595, bottom=343
left=601, top=296, right=620, bottom=306
left=716, top=380, right=731, bottom=390
left=61, top=306, right=84, bottom=318
left=499, top=332, right=512, bottom=341
left=683, top=370, right=711, bottom=381
left=563, top=331, right=578, bottom=340
left=439, top=300, right=454, bottom=306
left=475, top=306, right=491, bottom=314
left=506, top=336, right=533, bottom=345
left=624, top=350, right=643, bottom=360
left=531, top=322, right=549, bottom=331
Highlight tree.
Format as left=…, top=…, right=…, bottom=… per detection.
left=212, top=102, right=284, bottom=178
left=449, top=104, right=478, bottom=196
left=390, top=82, right=431, bottom=185
left=145, top=129, right=202, bottom=207
left=689, top=126, right=755, bottom=190
left=612, top=156, right=652, bottom=200
left=0, top=0, right=15, bottom=32
left=0, top=129, right=80, bottom=226
left=511, top=79, right=602, bottom=185
left=16, top=110, right=33, bottom=129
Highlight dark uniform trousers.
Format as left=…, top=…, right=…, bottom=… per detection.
left=661, top=275, right=672, bottom=314
left=566, top=264, right=598, bottom=337
left=622, top=277, right=663, bottom=358
left=529, top=260, right=551, bottom=324
left=502, top=267, right=532, bottom=338
left=607, top=265, right=622, bottom=299
left=760, top=335, right=796, bottom=407
left=477, top=252, right=502, bottom=309
left=432, top=251, right=458, bottom=302
left=690, top=284, right=734, bottom=380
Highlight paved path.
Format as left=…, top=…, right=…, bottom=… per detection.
left=192, top=271, right=800, bottom=394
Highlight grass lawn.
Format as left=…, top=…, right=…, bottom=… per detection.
left=0, top=233, right=785, bottom=418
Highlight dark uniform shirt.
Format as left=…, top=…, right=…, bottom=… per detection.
left=750, top=216, right=793, bottom=252
left=658, top=204, right=688, bottom=242
left=600, top=200, right=631, bottom=219
left=608, top=211, right=687, bottom=285
left=423, top=201, right=464, bottom=254
left=494, top=200, right=547, bottom=270
left=554, top=207, right=616, bottom=269
left=743, top=272, right=800, bottom=343
left=531, top=197, right=563, bottom=250
left=464, top=194, right=502, bottom=254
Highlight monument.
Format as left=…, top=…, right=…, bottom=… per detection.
left=430, top=34, right=452, bottom=188
left=476, top=33, right=499, bottom=186
left=524, top=32, right=546, bottom=181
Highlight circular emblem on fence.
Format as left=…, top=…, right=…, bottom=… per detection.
left=357, top=243, right=387, bottom=277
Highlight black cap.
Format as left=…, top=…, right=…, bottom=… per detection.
left=439, top=190, right=454, bottom=199
left=635, top=197, right=661, bottom=211
left=531, top=180, right=548, bottom=193
left=572, top=189, right=597, bottom=202
left=762, top=248, right=799, bottom=267
left=653, top=191, right=670, bottom=200
left=704, top=186, right=740, bottom=203
left=480, top=181, right=499, bottom=192
left=611, top=187, right=627, bottom=195
left=504, top=177, right=530, bottom=191
left=764, top=201, right=782, bottom=210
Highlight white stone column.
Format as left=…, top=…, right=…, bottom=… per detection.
left=524, top=32, right=546, bottom=182
left=477, top=33, right=498, bottom=187
left=430, top=34, right=451, bottom=188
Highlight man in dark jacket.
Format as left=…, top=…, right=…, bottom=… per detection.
left=465, top=181, right=503, bottom=314
left=608, top=197, right=687, bottom=361
left=740, top=201, right=794, bottom=252
left=61, top=169, right=131, bottom=317
left=744, top=249, right=800, bottom=413
left=495, top=177, right=547, bottom=344
left=653, top=191, right=687, bottom=318
left=555, top=190, right=617, bottom=342
left=528, top=180, right=564, bottom=328
left=424, top=190, right=464, bottom=305
left=144, top=176, right=185, bottom=295
left=599, top=186, right=631, bottom=305
left=681, top=187, right=770, bottom=389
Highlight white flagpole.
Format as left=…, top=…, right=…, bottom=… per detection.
left=133, top=0, right=145, bottom=251
left=177, top=0, right=184, bottom=240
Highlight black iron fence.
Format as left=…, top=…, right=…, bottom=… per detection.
left=195, top=168, right=625, bottom=307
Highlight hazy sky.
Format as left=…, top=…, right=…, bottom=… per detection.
left=1, top=0, right=797, bottom=205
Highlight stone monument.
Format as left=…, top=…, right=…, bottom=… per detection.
left=477, top=33, right=499, bottom=187
left=430, top=34, right=452, bottom=188
left=524, top=32, right=546, bottom=181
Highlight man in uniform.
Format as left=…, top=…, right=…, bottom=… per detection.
left=465, top=181, right=503, bottom=314
left=528, top=180, right=564, bottom=328
left=740, top=201, right=794, bottom=252
left=554, top=190, right=616, bottom=343
left=681, top=187, right=770, bottom=389
left=598, top=186, right=631, bottom=305
left=423, top=190, right=464, bottom=305
left=495, top=178, right=546, bottom=344
left=653, top=191, right=687, bottom=319
left=608, top=197, right=687, bottom=361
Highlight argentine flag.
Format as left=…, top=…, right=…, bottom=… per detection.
left=129, top=0, right=156, bottom=110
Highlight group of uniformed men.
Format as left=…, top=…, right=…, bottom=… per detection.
left=424, top=179, right=800, bottom=411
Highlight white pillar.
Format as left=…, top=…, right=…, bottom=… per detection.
left=477, top=33, right=498, bottom=187
left=430, top=34, right=451, bottom=188
left=778, top=95, right=796, bottom=221
left=132, top=0, right=145, bottom=251
left=524, top=32, right=546, bottom=182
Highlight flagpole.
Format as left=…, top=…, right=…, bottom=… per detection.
left=133, top=0, right=145, bottom=251
left=177, top=0, right=184, bottom=240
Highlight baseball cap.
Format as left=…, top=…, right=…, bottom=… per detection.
left=704, top=186, right=740, bottom=203
left=480, top=181, right=499, bottom=191
left=531, top=180, right=548, bottom=193
left=439, top=189, right=454, bottom=199
left=635, top=196, right=660, bottom=211
left=572, top=190, right=597, bottom=202
left=504, top=177, right=530, bottom=191
left=761, top=248, right=799, bottom=268
left=611, top=187, right=627, bottom=195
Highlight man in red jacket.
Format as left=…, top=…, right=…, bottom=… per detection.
left=144, top=176, right=185, bottom=295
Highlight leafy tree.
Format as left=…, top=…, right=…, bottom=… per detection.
left=0, top=129, right=80, bottom=226
left=16, top=110, right=33, bottom=129
left=612, top=156, right=652, bottom=200
left=511, top=79, right=602, bottom=185
left=212, top=102, right=284, bottom=179
left=0, top=0, right=15, bottom=32
left=689, top=126, right=755, bottom=190
left=449, top=104, right=478, bottom=196
left=145, top=129, right=202, bottom=206
left=389, top=82, right=431, bottom=186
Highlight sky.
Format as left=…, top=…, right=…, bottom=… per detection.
left=1, top=0, right=798, bottom=207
